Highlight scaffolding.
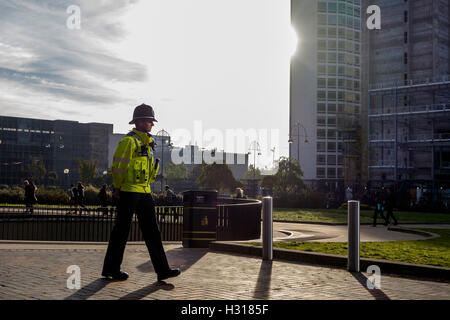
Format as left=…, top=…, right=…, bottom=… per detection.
left=367, top=78, right=450, bottom=195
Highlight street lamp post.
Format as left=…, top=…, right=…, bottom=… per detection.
left=288, top=121, right=308, bottom=162
left=63, top=169, right=69, bottom=189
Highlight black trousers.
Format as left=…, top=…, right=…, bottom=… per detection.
left=102, top=191, right=170, bottom=275
left=385, top=207, right=398, bottom=225
left=372, top=205, right=386, bottom=226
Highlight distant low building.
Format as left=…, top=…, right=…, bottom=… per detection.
left=0, top=115, right=112, bottom=186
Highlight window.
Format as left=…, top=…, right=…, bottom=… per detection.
left=354, top=68, right=360, bottom=78
left=318, top=78, right=326, bottom=88
left=318, top=14, right=327, bottom=25
left=318, top=28, right=327, bottom=37
left=404, top=11, right=408, bottom=23
left=328, top=129, right=336, bottom=138
left=404, top=52, right=408, bottom=64
left=338, top=91, right=344, bottom=101
left=317, top=117, right=326, bottom=126
left=327, top=155, right=336, bottom=165
left=328, top=28, right=337, bottom=37
left=338, top=155, right=344, bottom=165
left=318, top=52, right=326, bottom=62
left=346, top=79, right=353, bottom=90
left=317, top=142, right=326, bottom=152
left=338, top=15, right=346, bottom=26
left=328, top=15, right=337, bottom=25
left=328, top=53, right=337, bottom=63
left=328, top=2, right=337, bottom=13
left=318, top=65, right=326, bottom=75
left=327, top=168, right=336, bottom=178
left=317, top=129, right=326, bottom=139
left=328, top=91, right=337, bottom=100
left=328, top=65, right=337, bottom=75
left=328, top=117, right=336, bottom=125
left=328, top=104, right=337, bottom=113
left=318, top=2, right=327, bottom=12
left=328, top=142, right=336, bottom=152
left=338, top=79, right=345, bottom=89
left=318, top=103, right=326, bottom=113
left=318, top=91, right=326, bottom=100
left=328, top=40, right=337, bottom=50
left=318, top=40, right=327, bottom=50
left=404, top=31, right=408, bottom=43
left=317, top=155, right=326, bottom=165
left=317, top=167, right=326, bottom=178
left=328, top=78, right=336, bottom=87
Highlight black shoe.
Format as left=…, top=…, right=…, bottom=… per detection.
left=102, top=270, right=129, bottom=280
left=157, top=268, right=181, bottom=282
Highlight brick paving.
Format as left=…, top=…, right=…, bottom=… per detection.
left=0, top=243, right=449, bottom=300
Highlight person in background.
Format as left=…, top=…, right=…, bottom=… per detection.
left=372, top=190, right=387, bottom=227
left=235, top=188, right=244, bottom=199
left=67, top=184, right=77, bottom=215
left=98, top=184, right=108, bottom=215
left=77, top=181, right=86, bottom=214
left=384, top=188, right=399, bottom=226
left=24, top=180, right=37, bottom=214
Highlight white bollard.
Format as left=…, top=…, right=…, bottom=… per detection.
left=262, top=196, right=273, bottom=261
left=348, top=200, right=360, bottom=272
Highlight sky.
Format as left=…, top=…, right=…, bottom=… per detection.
left=0, top=0, right=296, bottom=170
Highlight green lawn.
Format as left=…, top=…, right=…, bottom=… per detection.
left=274, top=208, right=450, bottom=224
left=245, top=228, right=450, bottom=268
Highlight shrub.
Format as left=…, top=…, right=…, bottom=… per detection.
left=35, top=186, right=70, bottom=205
left=0, top=186, right=24, bottom=204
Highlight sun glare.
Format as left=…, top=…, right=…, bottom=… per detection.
left=290, top=26, right=299, bottom=57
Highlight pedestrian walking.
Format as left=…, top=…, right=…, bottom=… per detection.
left=98, top=184, right=108, bottom=215
left=77, top=181, right=86, bottom=214
left=67, top=184, right=77, bottom=215
left=102, top=103, right=180, bottom=282
left=24, top=180, right=37, bottom=214
left=372, top=190, right=387, bottom=227
left=384, top=188, right=398, bottom=226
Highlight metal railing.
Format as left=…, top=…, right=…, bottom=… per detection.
left=0, top=206, right=183, bottom=242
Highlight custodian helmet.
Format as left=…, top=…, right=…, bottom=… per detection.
left=129, top=103, right=158, bottom=124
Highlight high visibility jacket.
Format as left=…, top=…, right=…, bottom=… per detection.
left=111, top=129, right=159, bottom=193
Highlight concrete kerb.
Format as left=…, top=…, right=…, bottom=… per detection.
left=209, top=241, right=450, bottom=282
left=273, top=220, right=450, bottom=226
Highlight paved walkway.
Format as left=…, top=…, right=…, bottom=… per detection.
left=244, top=223, right=448, bottom=243
left=0, top=242, right=449, bottom=300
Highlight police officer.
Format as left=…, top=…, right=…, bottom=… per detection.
left=102, top=104, right=181, bottom=282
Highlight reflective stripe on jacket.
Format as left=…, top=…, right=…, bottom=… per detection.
left=111, top=129, right=159, bottom=193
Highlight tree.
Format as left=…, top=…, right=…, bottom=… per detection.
left=243, top=165, right=262, bottom=180
left=27, top=156, right=46, bottom=183
left=261, top=175, right=278, bottom=194
left=164, top=161, right=188, bottom=180
left=196, top=162, right=241, bottom=192
left=46, top=171, right=58, bottom=186
left=78, top=159, right=97, bottom=185
left=274, top=157, right=305, bottom=193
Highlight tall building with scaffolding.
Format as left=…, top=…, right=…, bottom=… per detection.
left=362, top=0, right=450, bottom=199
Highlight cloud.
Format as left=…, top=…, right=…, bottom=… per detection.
left=0, top=0, right=147, bottom=109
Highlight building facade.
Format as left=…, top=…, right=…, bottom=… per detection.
left=0, top=116, right=112, bottom=187
left=290, top=0, right=362, bottom=187
left=362, top=0, right=450, bottom=194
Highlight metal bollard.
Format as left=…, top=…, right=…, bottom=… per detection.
left=262, top=196, right=273, bottom=261
left=348, top=200, right=360, bottom=272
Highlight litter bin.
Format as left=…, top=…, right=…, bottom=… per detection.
left=183, top=190, right=218, bottom=248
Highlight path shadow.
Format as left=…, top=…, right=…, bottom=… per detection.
left=252, top=260, right=273, bottom=299
left=119, top=282, right=174, bottom=300
left=64, top=278, right=111, bottom=300
left=135, top=247, right=208, bottom=274
left=350, top=272, right=391, bottom=300
left=121, top=247, right=208, bottom=300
